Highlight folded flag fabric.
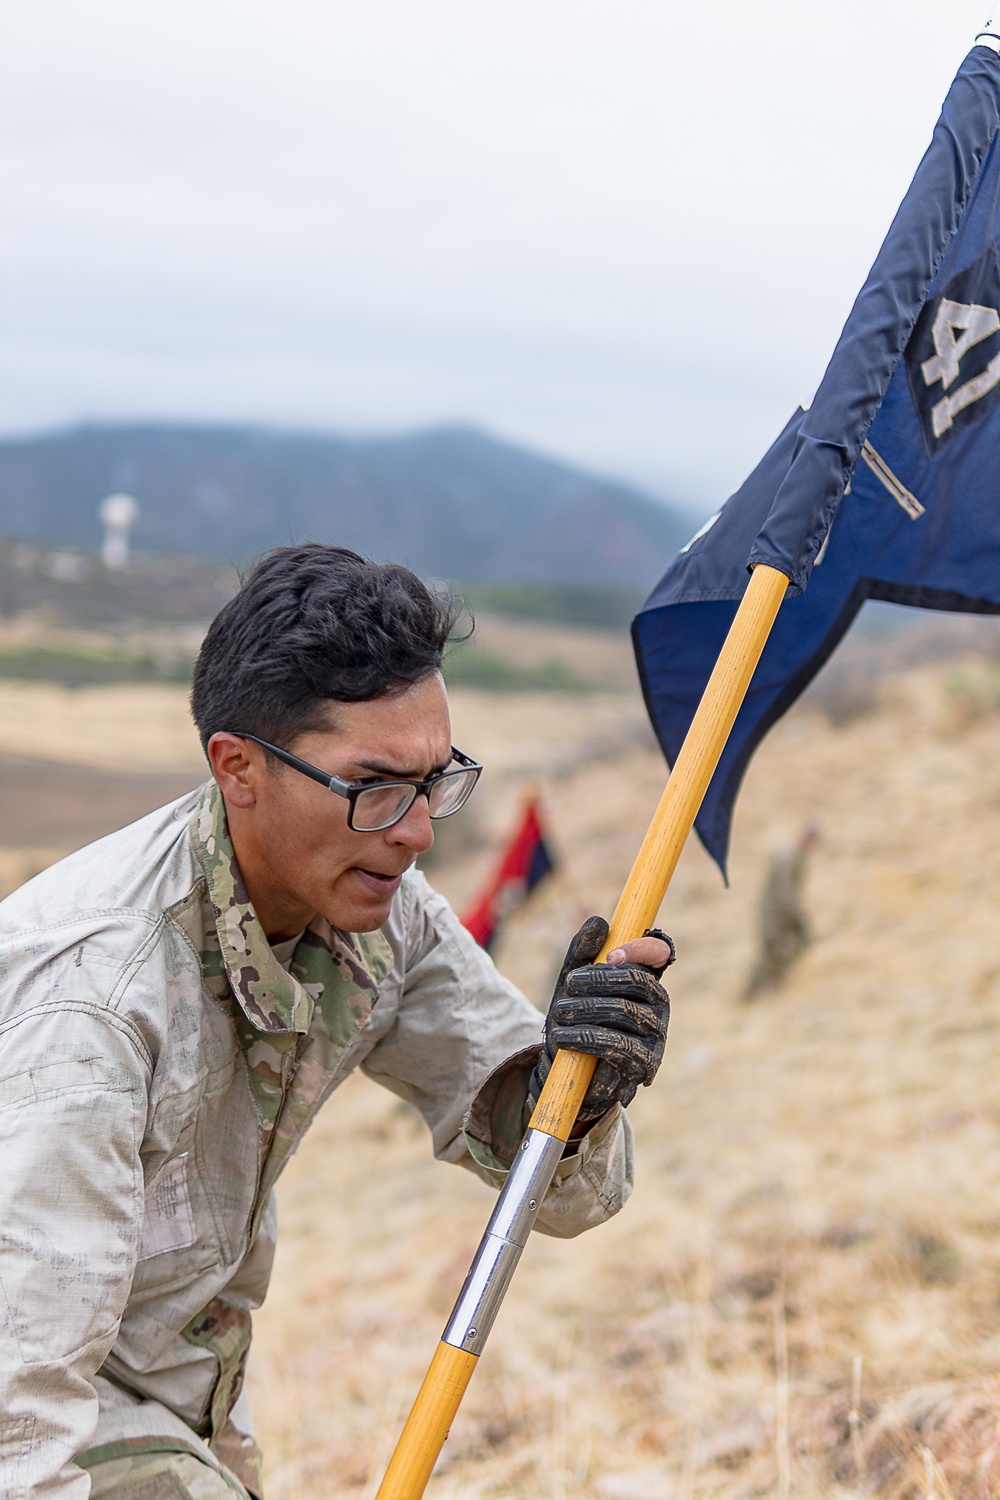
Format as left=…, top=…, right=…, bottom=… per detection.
left=634, top=40, right=1000, bottom=877
left=460, top=795, right=556, bottom=951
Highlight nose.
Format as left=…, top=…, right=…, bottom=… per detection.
left=389, top=792, right=435, bottom=854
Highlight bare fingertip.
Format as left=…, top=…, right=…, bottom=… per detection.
left=607, top=947, right=626, bottom=964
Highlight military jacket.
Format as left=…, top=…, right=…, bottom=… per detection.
left=0, top=783, right=632, bottom=1497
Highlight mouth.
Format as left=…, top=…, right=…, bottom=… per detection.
left=352, top=867, right=405, bottom=898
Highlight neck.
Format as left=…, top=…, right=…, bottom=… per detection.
left=228, top=815, right=316, bottom=943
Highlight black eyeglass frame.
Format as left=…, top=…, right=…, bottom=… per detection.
left=230, top=732, right=483, bottom=832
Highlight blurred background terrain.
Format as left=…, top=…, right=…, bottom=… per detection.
left=0, top=423, right=687, bottom=584
left=5, top=559, right=1000, bottom=1496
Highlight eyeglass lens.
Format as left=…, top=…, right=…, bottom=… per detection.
left=351, top=766, right=479, bottom=832
left=351, top=783, right=418, bottom=831
left=427, top=768, right=478, bottom=818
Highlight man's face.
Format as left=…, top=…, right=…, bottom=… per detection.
left=208, top=672, right=454, bottom=938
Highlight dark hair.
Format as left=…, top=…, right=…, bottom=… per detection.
left=191, top=544, right=463, bottom=752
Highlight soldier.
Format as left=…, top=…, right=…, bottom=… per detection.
left=744, top=824, right=819, bottom=1000
left=0, top=544, right=672, bottom=1499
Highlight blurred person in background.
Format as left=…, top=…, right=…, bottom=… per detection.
left=0, top=544, right=672, bottom=1499
left=744, top=824, right=820, bottom=1000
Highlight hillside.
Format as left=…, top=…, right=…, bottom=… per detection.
left=251, top=657, right=1000, bottom=1500
left=5, top=643, right=1000, bottom=1494
left=0, top=423, right=689, bottom=588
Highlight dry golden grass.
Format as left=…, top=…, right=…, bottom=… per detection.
left=250, top=663, right=1000, bottom=1500
left=7, top=656, right=1000, bottom=1496
left=465, top=613, right=638, bottom=690
left=0, top=680, right=204, bottom=770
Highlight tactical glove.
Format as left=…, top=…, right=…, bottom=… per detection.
left=529, top=914, right=673, bottom=1128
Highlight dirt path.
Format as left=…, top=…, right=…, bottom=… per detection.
left=0, top=753, right=201, bottom=850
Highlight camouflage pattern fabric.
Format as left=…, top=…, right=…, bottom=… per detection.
left=464, top=1046, right=538, bottom=1167
left=85, top=1449, right=251, bottom=1499
left=181, top=1300, right=260, bottom=1494
left=179, top=783, right=394, bottom=1482
left=192, top=780, right=392, bottom=1214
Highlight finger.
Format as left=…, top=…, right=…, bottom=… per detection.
left=556, top=915, right=609, bottom=987
left=547, top=1024, right=664, bottom=1084
left=608, top=936, right=674, bottom=971
left=581, top=1057, right=637, bottom=1117
left=552, top=994, right=667, bottom=1040
left=564, top=962, right=668, bottom=1009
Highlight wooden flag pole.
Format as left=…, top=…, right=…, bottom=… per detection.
left=374, top=564, right=790, bottom=1500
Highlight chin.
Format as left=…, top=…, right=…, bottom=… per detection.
left=322, top=866, right=406, bottom=935
left=327, top=895, right=395, bottom=935
left=348, top=912, right=392, bottom=934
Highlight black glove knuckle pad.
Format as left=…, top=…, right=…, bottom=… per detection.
left=552, top=994, right=666, bottom=1038
left=528, top=917, right=672, bottom=1129
left=565, top=963, right=667, bottom=1009
left=549, top=1025, right=653, bottom=1081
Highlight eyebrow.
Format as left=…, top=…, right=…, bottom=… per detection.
left=350, top=755, right=453, bottom=780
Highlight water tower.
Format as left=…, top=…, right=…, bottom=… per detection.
left=98, top=493, right=139, bottom=569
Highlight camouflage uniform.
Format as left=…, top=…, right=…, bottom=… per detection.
left=86, top=1450, right=247, bottom=1499
left=0, top=783, right=632, bottom=1498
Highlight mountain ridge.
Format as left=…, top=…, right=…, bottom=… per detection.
left=0, top=421, right=690, bottom=588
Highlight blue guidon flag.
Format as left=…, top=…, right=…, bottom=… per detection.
left=634, top=37, right=1000, bottom=877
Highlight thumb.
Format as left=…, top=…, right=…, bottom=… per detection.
left=556, top=915, right=609, bottom=989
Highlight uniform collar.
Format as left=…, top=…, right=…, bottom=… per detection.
left=190, top=780, right=392, bottom=1036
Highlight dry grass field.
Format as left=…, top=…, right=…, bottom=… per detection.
left=6, top=628, right=1000, bottom=1498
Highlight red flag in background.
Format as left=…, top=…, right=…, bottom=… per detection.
left=460, top=793, right=556, bottom=952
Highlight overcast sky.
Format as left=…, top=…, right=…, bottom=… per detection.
left=0, top=1, right=993, bottom=513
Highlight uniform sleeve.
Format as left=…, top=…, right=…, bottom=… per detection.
left=361, top=871, right=633, bottom=1239
left=0, top=1003, right=148, bottom=1497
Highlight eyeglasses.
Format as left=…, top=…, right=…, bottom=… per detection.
left=231, top=732, right=483, bottom=833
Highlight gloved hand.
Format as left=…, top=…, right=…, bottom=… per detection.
left=529, top=914, right=674, bottom=1128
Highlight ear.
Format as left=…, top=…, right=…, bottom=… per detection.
left=207, top=732, right=260, bottom=810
